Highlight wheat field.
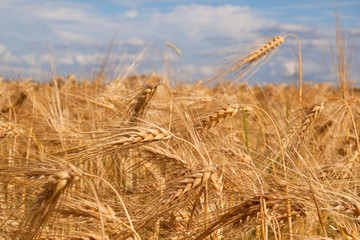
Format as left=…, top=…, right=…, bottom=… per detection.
left=0, top=32, right=360, bottom=240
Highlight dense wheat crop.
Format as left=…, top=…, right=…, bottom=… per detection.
left=1, top=32, right=360, bottom=240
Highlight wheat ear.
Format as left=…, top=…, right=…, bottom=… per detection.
left=195, top=193, right=304, bottom=240
left=252, top=34, right=302, bottom=103
left=222, top=146, right=254, bottom=166
left=165, top=166, right=214, bottom=204
left=221, top=34, right=302, bottom=102
left=196, top=104, right=252, bottom=131
left=220, top=36, right=285, bottom=80
left=143, top=146, right=189, bottom=168
left=0, top=121, right=23, bottom=138
left=129, top=84, right=158, bottom=123
left=284, top=101, right=326, bottom=146
left=118, top=166, right=214, bottom=239
left=244, top=36, right=285, bottom=64
left=15, top=169, right=79, bottom=240
left=82, top=127, right=172, bottom=155
left=112, top=127, right=171, bottom=146
left=249, top=34, right=302, bottom=103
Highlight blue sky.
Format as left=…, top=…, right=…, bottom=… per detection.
left=0, top=0, right=359, bottom=84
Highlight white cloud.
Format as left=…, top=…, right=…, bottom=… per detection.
left=0, top=1, right=117, bottom=45
left=350, top=28, right=360, bottom=35
left=57, top=31, right=89, bottom=41
left=40, top=54, right=51, bottom=64
left=0, top=44, right=6, bottom=55
left=303, top=38, right=329, bottom=49
left=184, top=64, right=213, bottom=78
left=75, top=53, right=99, bottom=66
left=279, top=23, right=311, bottom=32
left=0, top=1, right=358, bottom=83
left=146, top=5, right=274, bottom=41
left=124, top=37, right=146, bottom=46
left=58, top=55, right=75, bottom=65
left=283, top=60, right=297, bottom=76
left=123, top=10, right=138, bottom=18
left=21, top=54, right=36, bottom=65
left=2, top=51, right=20, bottom=64
left=1, top=45, right=40, bottom=66
left=199, top=65, right=213, bottom=75
left=36, top=7, right=90, bottom=21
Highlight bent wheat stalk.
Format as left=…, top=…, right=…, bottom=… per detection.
left=284, top=34, right=302, bottom=103
left=246, top=104, right=293, bottom=238
left=328, top=97, right=360, bottom=151
left=246, top=34, right=302, bottom=102
left=85, top=173, right=141, bottom=240
left=211, top=34, right=302, bottom=102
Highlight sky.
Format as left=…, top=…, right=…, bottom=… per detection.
left=0, top=0, right=359, bottom=84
